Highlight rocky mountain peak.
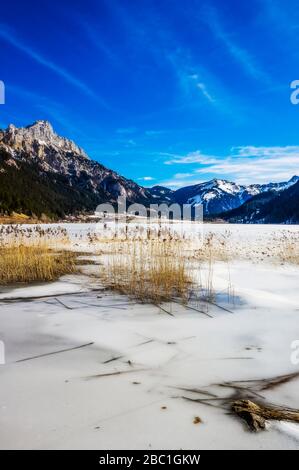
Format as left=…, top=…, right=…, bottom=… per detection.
left=1, top=120, right=88, bottom=159
left=5, top=120, right=54, bottom=143
left=0, top=120, right=152, bottom=214
left=25, top=120, right=55, bottom=139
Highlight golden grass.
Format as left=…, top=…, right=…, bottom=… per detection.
left=100, top=239, right=192, bottom=303
left=0, top=241, right=76, bottom=284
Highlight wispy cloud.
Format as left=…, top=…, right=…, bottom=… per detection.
left=173, top=172, right=194, bottom=179
left=105, top=1, right=228, bottom=111
left=162, top=146, right=299, bottom=185
left=122, top=139, right=137, bottom=147
left=232, top=145, right=299, bottom=158
left=138, top=176, right=155, bottom=181
left=80, top=20, right=120, bottom=67
left=167, top=51, right=220, bottom=108
left=196, top=81, right=216, bottom=104
left=164, top=150, right=218, bottom=165
left=195, top=146, right=299, bottom=183
left=113, top=137, right=138, bottom=148
left=105, top=1, right=240, bottom=117
left=0, top=24, right=110, bottom=109
left=203, top=6, right=270, bottom=83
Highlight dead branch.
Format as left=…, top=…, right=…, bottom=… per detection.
left=225, top=371, right=299, bottom=392
left=232, top=399, right=299, bottom=432
left=260, top=371, right=299, bottom=391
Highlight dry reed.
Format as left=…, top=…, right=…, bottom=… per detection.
left=276, top=233, right=299, bottom=264
left=100, top=239, right=192, bottom=303
left=0, top=240, right=76, bottom=284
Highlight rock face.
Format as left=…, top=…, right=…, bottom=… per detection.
left=0, top=120, right=150, bottom=209
left=1, top=120, right=87, bottom=158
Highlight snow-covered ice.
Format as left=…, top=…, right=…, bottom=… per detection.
left=0, top=223, right=299, bottom=449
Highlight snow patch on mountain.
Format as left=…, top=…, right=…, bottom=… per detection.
left=176, top=177, right=299, bottom=215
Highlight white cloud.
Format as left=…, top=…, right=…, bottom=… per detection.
left=203, top=6, right=270, bottom=83
left=196, top=146, right=299, bottom=183
left=118, top=138, right=137, bottom=147
left=0, top=24, right=109, bottom=108
left=164, top=150, right=218, bottom=165
left=166, top=51, right=222, bottom=109
left=162, top=145, right=299, bottom=185
left=173, top=172, right=194, bottom=179
left=196, top=82, right=215, bottom=103
left=138, top=176, right=155, bottom=181
left=232, top=145, right=299, bottom=157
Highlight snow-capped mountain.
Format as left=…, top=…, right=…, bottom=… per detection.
left=173, top=177, right=299, bottom=215
left=221, top=180, right=299, bottom=224
left=0, top=120, right=298, bottom=221
left=147, top=185, right=175, bottom=202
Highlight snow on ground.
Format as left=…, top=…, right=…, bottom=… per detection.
left=0, top=223, right=299, bottom=449
left=2, top=221, right=299, bottom=257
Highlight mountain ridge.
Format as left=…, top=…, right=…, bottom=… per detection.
left=0, top=120, right=156, bottom=218
left=219, top=180, right=299, bottom=224
left=172, top=176, right=299, bottom=215
left=0, top=120, right=298, bottom=222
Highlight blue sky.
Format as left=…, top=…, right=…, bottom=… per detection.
left=0, top=0, right=299, bottom=187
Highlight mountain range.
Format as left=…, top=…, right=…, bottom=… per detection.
left=172, top=176, right=299, bottom=215
left=0, top=120, right=298, bottom=223
left=219, top=179, right=299, bottom=224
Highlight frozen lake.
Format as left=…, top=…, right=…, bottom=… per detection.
left=0, top=223, right=299, bottom=449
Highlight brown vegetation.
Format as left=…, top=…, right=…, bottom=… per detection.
left=99, top=239, right=192, bottom=303
left=0, top=241, right=76, bottom=284
left=277, top=233, right=299, bottom=264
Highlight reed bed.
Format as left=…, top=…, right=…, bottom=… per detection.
left=100, top=239, right=192, bottom=303
left=276, top=232, right=299, bottom=264
left=0, top=239, right=76, bottom=284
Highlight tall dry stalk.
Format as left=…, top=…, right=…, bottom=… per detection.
left=0, top=239, right=76, bottom=284
left=100, top=239, right=192, bottom=303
